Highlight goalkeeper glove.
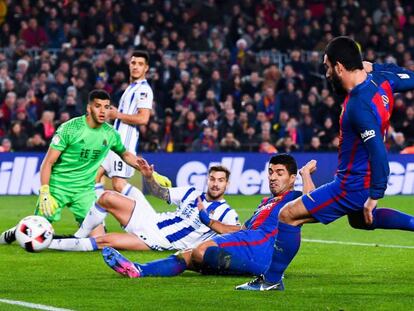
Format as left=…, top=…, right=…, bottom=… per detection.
left=38, top=185, right=58, bottom=218
left=153, top=171, right=172, bottom=187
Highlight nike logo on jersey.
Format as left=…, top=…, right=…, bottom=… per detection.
left=306, top=193, right=315, bottom=202
left=397, top=73, right=410, bottom=79
left=360, top=129, right=376, bottom=142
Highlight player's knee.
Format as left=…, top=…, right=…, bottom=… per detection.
left=97, top=190, right=115, bottom=210
left=201, top=246, right=232, bottom=271
left=112, top=179, right=127, bottom=193
left=192, top=241, right=215, bottom=264
left=347, top=214, right=374, bottom=230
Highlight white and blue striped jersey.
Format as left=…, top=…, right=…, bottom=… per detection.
left=114, top=79, right=153, bottom=153
left=157, top=186, right=240, bottom=250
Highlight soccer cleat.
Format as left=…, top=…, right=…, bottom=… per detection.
left=0, top=227, right=16, bottom=244
left=102, top=247, right=141, bottom=278
left=235, top=275, right=284, bottom=291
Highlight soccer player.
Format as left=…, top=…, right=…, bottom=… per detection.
left=101, top=155, right=316, bottom=286
left=0, top=90, right=142, bottom=244
left=48, top=162, right=239, bottom=251
left=95, top=50, right=170, bottom=204
left=237, top=36, right=414, bottom=291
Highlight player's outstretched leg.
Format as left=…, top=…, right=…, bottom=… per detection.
left=102, top=247, right=188, bottom=278
left=348, top=208, right=414, bottom=231
left=235, top=275, right=284, bottom=291
left=0, top=226, right=16, bottom=244
left=102, top=247, right=141, bottom=278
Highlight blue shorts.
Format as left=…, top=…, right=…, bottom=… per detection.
left=302, top=180, right=369, bottom=224
left=212, top=228, right=278, bottom=275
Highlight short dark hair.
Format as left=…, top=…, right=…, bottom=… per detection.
left=325, top=36, right=363, bottom=71
left=269, top=153, right=297, bottom=176
left=88, top=89, right=110, bottom=103
left=209, top=165, right=230, bottom=181
left=131, top=50, right=150, bottom=64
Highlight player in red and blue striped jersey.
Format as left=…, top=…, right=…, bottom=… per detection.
left=237, top=36, right=414, bottom=291
left=102, top=155, right=316, bottom=287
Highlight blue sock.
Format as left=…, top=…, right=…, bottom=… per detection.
left=372, top=208, right=414, bottom=231
left=203, top=246, right=264, bottom=275
left=264, top=222, right=301, bottom=283
left=135, top=255, right=187, bottom=277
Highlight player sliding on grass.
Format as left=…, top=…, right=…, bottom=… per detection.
left=102, top=154, right=316, bottom=289
left=0, top=90, right=143, bottom=244
left=236, top=36, right=414, bottom=291
left=47, top=162, right=239, bottom=251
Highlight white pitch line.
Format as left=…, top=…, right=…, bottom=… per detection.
left=302, top=238, right=414, bottom=249
left=0, top=298, right=75, bottom=311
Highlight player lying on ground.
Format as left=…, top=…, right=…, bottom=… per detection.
left=95, top=50, right=171, bottom=205
left=0, top=90, right=143, bottom=245
left=236, top=36, right=414, bottom=291
left=48, top=161, right=239, bottom=251
left=102, top=154, right=315, bottom=291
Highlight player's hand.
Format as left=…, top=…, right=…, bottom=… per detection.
left=363, top=197, right=377, bottom=225
left=153, top=171, right=172, bottom=187
left=107, top=105, right=119, bottom=120
left=363, top=61, right=373, bottom=73
left=299, top=160, right=317, bottom=176
left=136, top=157, right=154, bottom=178
left=197, top=197, right=211, bottom=226
left=38, top=185, right=58, bottom=218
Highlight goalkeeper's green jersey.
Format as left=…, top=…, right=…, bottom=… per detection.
left=49, top=116, right=126, bottom=193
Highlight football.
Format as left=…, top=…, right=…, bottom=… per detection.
left=15, top=216, right=54, bottom=252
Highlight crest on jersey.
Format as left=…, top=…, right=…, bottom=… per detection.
left=102, top=139, right=108, bottom=147
left=140, top=92, right=147, bottom=100
left=381, top=95, right=389, bottom=106
left=51, top=135, right=60, bottom=145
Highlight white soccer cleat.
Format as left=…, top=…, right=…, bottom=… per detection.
left=0, top=226, right=16, bottom=244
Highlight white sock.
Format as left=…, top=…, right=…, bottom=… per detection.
left=48, top=238, right=97, bottom=251
left=95, top=183, right=105, bottom=199
left=74, top=203, right=107, bottom=238
left=122, top=183, right=149, bottom=206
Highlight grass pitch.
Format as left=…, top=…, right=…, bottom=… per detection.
left=0, top=195, right=413, bottom=311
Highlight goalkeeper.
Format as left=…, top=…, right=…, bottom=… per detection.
left=1, top=89, right=143, bottom=244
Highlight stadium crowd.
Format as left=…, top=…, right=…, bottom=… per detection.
left=0, top=0, right=414, bottom=153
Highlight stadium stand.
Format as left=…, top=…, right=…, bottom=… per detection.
left=0, top=0, right=413, bottom=153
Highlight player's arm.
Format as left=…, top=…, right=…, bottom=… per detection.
left=120, top=151, right=142, bottom=171
left=136, top=157, right=170, bottom=201
left=299, top=160, right=317, bottom=194
left=364, top=61, right=414, bottom=92
left=348, top=101, right=388, bottom=224
left=38, top=147, right=61, bottom=217
left=109, top=107, right=151, bottom=126
left=40, top=148, right=61, bottom=185
left=197, top=198, right=244, bottom=234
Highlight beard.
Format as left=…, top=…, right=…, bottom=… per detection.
left=328, top=71, right=347, bottom=96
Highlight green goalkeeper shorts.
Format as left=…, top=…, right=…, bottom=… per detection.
left=35, top=188, right=96, bottom=224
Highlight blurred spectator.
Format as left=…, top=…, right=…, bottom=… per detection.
left=220, top=131, right=241, bottom=152
left=0, top=137, right=11, bottom=152
left=389, top=132, right=406, bottom=153
left=26, top=133, right=47, bottom=151
left=258, top=86, right=278, bottom=122
left=177, top=110, right=199, bottom=152
left=35, top=111, right=55, bottom=143
left=7, top=121, right=28, bottom=151
left=218, top=108, right=242, bottom=140
left=307, top=136, right=323, bottom=152
left=192, top=126, right=218, bottom=152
